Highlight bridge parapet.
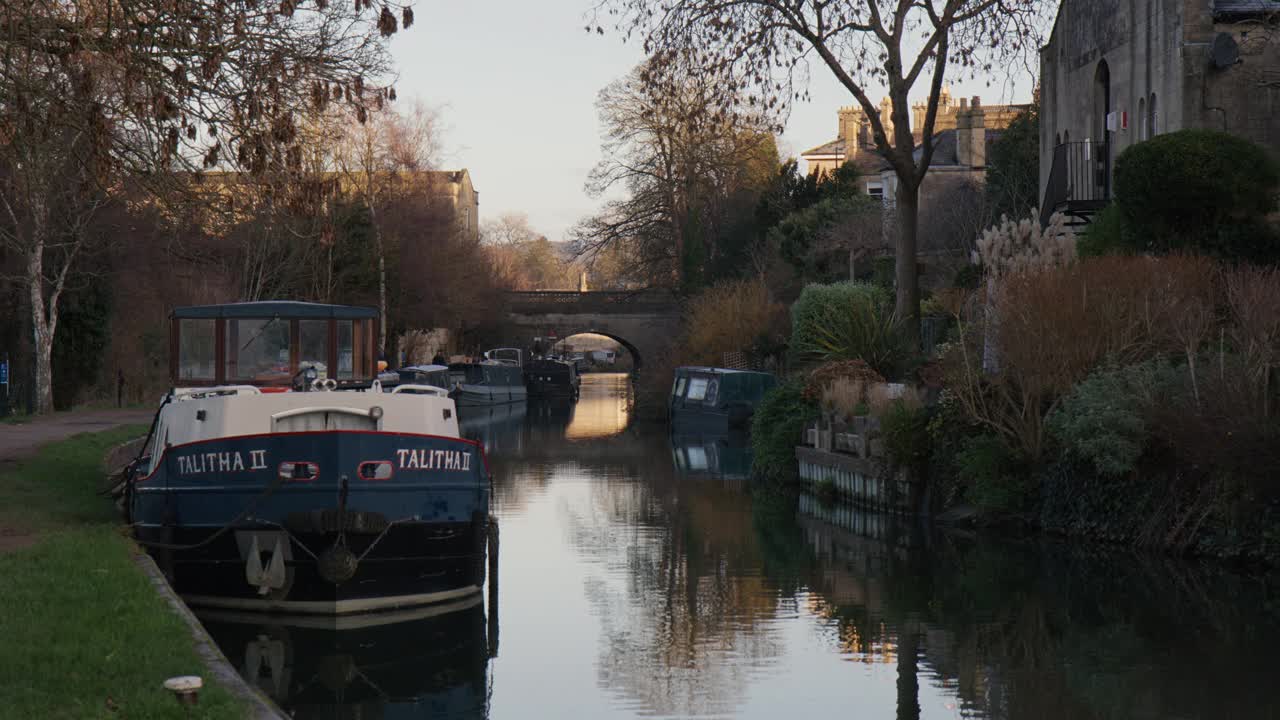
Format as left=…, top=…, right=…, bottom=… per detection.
left=505, top=290, right=679, bottom=315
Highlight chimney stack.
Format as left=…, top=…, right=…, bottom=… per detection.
left=956, top=96, right=987, bottom=168
left=838, top=107, right=862, bottom=160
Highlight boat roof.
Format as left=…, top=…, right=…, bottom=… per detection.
left=400, top=364, right=450, bottom=373
left=675, top=366, right=775, bottom=377
left=172, top=301, right=378, bottom=320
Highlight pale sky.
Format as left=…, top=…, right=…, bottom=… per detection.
left=389, top=2, right=1037, bottom=243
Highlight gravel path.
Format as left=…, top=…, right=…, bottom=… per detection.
left=0, top=408, right=154, bottom=463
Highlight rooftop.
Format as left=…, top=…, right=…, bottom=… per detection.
left=172, top=301, right=378, bottom=320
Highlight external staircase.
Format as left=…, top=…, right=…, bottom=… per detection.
left=1041, top=140, right=1111, bottom=229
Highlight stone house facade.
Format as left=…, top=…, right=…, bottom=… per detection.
left=1039, top=0, right=1280, bottom=221
left=800, top=93, right=1030, bottom=280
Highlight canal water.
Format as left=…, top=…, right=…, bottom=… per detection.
left=204, top=373, right=1280, bottom=719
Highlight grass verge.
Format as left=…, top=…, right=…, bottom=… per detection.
left=0, top=427, right=246, bottom=719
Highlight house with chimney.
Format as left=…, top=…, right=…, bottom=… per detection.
left=800, top=90, right=1031, bottom=278
left=802, top=89, right=1028, bottom=188
left=1038, top=0, right=1280, bottom=225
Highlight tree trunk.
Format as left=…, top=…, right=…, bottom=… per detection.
left=25, top=216, right=55, bottom=414
left=366, top=198, right=388, bottom=354
left=895, top=181, right=922, bottom=346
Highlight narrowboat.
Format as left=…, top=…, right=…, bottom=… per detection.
left=668, top=367, right=778, bottom=432
left=393, top=364, right=453, bottom=392
left=125, top=301, right=490, bottom=615
left=524, top=357, right=580, bottom=399
left=448, top=349, right=528, bottom=406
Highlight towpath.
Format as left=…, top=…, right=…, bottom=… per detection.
left=0, top=408, right=153, bottom=464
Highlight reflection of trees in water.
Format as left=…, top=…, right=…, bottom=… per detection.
left=561, top=460, right=788, bottom=717
left=797, top=508, right=1280, bottom=720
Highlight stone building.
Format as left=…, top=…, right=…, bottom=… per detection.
left=800, top=93, right=1031, bottom=275
left=1039, top=0, right=1280, bottom=223
left=801, top=88, right=1028, bottom=189
left=425, top=169, right=480, bottom=244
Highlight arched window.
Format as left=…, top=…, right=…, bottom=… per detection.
left=1138, top=98, right=1146, bottom=140
left=1149, top=94, right=1159, bottom=136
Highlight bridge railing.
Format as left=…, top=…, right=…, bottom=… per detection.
left=505, top=290, right=678, bottom=314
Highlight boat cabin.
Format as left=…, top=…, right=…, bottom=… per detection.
left=171, top=301, right=379, bottom=387
left=669, top=367, right=778, bottom=430
left=525, top=358, right=580, bottom=398
left=395, top=365, right=453, bottom=392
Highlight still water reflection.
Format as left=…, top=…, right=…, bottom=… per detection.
left=206, top=373, right=1280, bottom=719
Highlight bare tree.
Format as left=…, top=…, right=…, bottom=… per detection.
left=571, top=64, right=778, bottom=287
left=594, top=0, right=1046, bottom=337
left=482, top=213, right=577, bottom=290
left=0, top=0, right=411, bottom=412
left=815, top=199, right=888, bottom=280
left=331, top=103, right=442, bottom=349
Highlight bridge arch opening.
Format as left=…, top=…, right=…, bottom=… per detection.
left=539, top=332, right=641, bottom=371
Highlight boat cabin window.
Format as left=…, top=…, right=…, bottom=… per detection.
left=299, top=320, right=329, bottom=378
left=673, top=376, right=687, bottom=399
left=178, top=319, right=216, bottom=381
left=686, top=377, right=710, bottom=401
left=225, top=318, right=291, bottom=384
left=704, top=378, right=720, bottom=406
left=336, top=319, right=373, bottom=379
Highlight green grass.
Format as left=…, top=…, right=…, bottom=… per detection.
left=0, top=428, right=247, bottom=720
left=0, top=426, right=146, bottom=531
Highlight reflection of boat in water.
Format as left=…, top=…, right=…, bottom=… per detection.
left=199, top=597, right=491, bottom=720
left=457, top=401, right=527, bottom=454
left=670, top=432, right=753, bottom=481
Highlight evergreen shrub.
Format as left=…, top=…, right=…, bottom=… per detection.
left=880, top=400, right=931, bottom=469
left=1047, top=361, right=1179, bottom=478
left=1114, top=129, right=1279, bottom=262
left=750, top=378, right=819, bottom=483
left=956, top=434, right=1031, bottom=514
left=789, top=282, right=912, bottom=378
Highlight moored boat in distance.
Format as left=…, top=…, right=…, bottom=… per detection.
left=524, top=357, right=580, bottom=400
left=448, top=348, right=527, bottom=406
left=125, top=301, right=490, bottom=615
left=668, top=366, right=778, bottom=432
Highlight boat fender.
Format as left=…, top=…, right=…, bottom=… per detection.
left=317, top=543, right=358, bottom=584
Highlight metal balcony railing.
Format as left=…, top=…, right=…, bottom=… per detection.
left=1041, top=141, right=1110, bottom=225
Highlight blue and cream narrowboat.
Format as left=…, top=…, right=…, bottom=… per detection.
left=126, top=301, right=490, bottom=615
left=668, top=366, right=778, bottom=432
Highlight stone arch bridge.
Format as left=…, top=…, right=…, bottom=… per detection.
left=500, top=291, right=681, bottom=369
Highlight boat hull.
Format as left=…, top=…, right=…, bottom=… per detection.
left=451, top=384, right=527, bottom=406
left=131, top=429, right=489, bottom=614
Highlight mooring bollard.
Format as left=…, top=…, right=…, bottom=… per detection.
left=163, top=675, right=202, bottom=706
